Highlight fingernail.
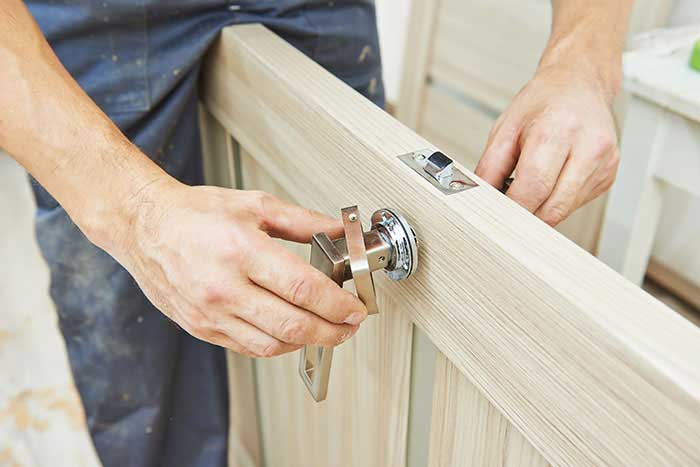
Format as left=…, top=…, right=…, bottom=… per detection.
left=344, top=311, right=366, bottom=325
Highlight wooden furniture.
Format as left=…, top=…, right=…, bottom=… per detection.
left=598, top=26, right=700, bottom=288
left=396, top=0, right=672, bottom=252
left=199, top=24, right=700, bottom=467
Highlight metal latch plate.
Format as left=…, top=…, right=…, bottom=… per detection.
left=399, top=149, right=477, bottom=195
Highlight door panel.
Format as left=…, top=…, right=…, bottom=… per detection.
left=201, top=24, right=700, bottom=467
left=429, top=353, right=549, bottom=467
left=239, top=150, right=414, bottom=467
left=200, top=107, right=262, bottom=467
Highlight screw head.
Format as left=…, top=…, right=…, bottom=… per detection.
left=415, top=153, right=426, bottom=161
left=348, top=213, right=358, bottom=222
left=449, top=180, right=466, bottom=190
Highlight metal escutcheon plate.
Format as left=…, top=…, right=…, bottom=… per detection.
left=371, top=208, right=418, bottom=281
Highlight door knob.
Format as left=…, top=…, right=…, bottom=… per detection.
left=299, top=205, right=418, bottom=402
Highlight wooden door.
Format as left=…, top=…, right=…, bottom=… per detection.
left=396, top=0, right=673, bottom=253
left=200, top=24, right=700, bottom=467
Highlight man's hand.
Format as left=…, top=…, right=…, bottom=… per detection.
left=1, top=1, right=367, bottom=359
left=114, top=182, right=368, bottom=358
left=475, top=0, right=632, bottom=226
left=475, top=66, right=620, bottom=226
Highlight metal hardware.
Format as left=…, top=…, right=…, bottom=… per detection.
left=371, top=208, right=417, bottom=281
left=299, top=205, right=418, bottom=402
left=399, top=149, right=477, bottom=195
left=343, top=206, right=377, bottom=315
left=424, top=151, right=454, bottom=184
left=502, top=177, right=514, bottom=193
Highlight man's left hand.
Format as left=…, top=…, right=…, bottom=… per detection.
left=475, top=64, right=620, bottom=226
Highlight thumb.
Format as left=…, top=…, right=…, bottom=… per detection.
left=258, top=195, right=343, bottom=243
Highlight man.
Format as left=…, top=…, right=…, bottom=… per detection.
left=0, top=0, right=631, bottom=465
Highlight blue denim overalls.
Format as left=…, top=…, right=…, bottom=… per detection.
left=24, top=1, right=384, bottom=466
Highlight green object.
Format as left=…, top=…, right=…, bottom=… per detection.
left=691, top=40, right=700, bottom=72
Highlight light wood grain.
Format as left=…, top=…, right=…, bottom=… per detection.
left=200, top=110, right=262, bottom=467
left=238, top=150, right=414, bottom=467
left=199, top=104, right=238, bottom=189
left=202, top=24, right=700, bottom=466
left=395, top=0, right=440, bottom=129
left=226, top=353, right=262, bottom=467
left=429, top=353, right=549, bottom=467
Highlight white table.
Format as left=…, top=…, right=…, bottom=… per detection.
left=598, top=26, right=700, bottom=285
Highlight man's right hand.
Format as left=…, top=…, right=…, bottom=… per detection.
left=109, top=180, right=368, bottom=358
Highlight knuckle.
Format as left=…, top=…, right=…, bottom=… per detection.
left=256, top=341, right=282, bottom=358
left=594, top=133, right=617, bottom=155
left=526, top=127, right=555, bottom=147
left=278, top=317, right=307, bottom=343
left=560, top=114, right=582, bottom=133
left=249, top=190, right=276, bottom=219
left=199, top=285, right=226, bottom=306
left=527, top=176, right=554, bottom=202
left=541, top=205, right=568, bottom=226
left=287, top=275, right=315, bottom=307
left=220, top=236, right=245, bottom=261
left=188, top=314, right=216, bottom=340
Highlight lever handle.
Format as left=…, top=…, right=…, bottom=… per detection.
left=298, top=232, right=345, bottom=402
left=299, top=206, right=418, bottom=402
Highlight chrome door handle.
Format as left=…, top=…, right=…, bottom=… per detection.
left=299, top=206, right=418, bottom=402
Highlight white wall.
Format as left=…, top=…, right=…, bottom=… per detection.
left=376, top=0, right=699, bottom=102
left=649, top=0, right=700, bottom=283
left=375, top=0, right=412, bottom=103
left=669, top=0, right=700, bottom=26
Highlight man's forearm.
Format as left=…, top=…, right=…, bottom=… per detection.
left=0, top=0, right=171, bottom=251
left=541, top=0, right=635, bottom=102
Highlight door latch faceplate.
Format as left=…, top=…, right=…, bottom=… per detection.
left=299, top=206, right=418, bottom=402
left=399, top=149, right=477, bottom=194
